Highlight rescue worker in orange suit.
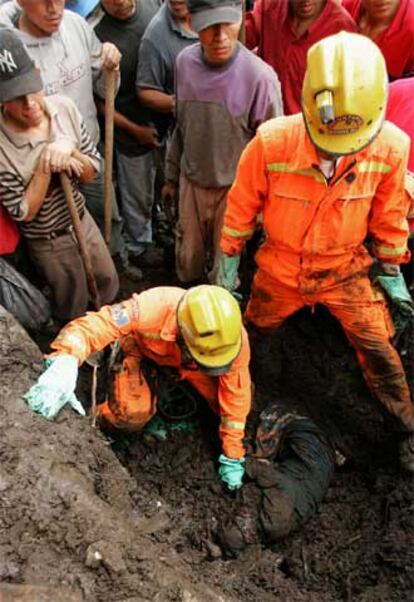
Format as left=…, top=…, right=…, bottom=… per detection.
left=23, top=285, right=251, bottom=490
left=217, top=32, right=414, bottom=471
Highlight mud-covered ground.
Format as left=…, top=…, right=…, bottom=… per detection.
left=110, top=302, right=414, bottom=602
left=1, top=256, right=413, bottom=601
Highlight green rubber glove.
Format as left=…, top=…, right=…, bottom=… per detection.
left=143, top=415, right=169, bottom=440
left=218, top=454, right=245, bottom=491
left=23, top=354, right=84, bottom=420
left=217, top=254, right=241, bottom=292
left=376, top=272, right=414, bottom=334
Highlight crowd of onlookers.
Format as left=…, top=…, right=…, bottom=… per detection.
left=0, top=0, right=413, bottom=329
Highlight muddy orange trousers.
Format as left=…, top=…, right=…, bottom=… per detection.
left=97, top=337, right=219, bottom=431
left=246, top=270, right=414, bottom=433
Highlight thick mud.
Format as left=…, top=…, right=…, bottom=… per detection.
left=1, top=278, right=413, bottom=601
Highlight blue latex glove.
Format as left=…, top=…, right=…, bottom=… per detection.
left=217, top=254, right=241, bottom=292
left=218, top=454, right=245, bottom=491
left=23, top=354, right=84, bottom=420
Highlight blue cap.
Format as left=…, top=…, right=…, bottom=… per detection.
left=65, top=0, right=100, bottom=18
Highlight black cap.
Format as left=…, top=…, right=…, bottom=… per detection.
left=188, top=0, right=242, bottom=33
left=0, top=29, right=43, bottom=103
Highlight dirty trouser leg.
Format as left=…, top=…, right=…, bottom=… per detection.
left=115, top=149, right=157, bottom=256
left=246, top=269, right=306, bottom=329
left=98, top=337, right=156, bottom=431
left=320, top=277, right=414, bottom=432
left=79, top=157, right=125, bottom=257
left=82, top=211, right=119, bottom=307
left=176, top=177, right=230, bottom=283
left=208, top=185, right=230, bottom=283
left=27, top=211, right=118, bottom=321
left=175, top=175, right=209, bottom=282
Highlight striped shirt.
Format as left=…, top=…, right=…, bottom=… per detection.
left=0, top=96, right=100, bottom=239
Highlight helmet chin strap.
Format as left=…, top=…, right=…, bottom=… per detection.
left=316, top=149, right=343, bottom=163
left=177, top=333, right=232, bottom=375
left=176, top=334, right=195, bottom=367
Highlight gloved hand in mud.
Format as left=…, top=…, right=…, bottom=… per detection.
left=218, top=454, right=245, bottom=491
left=23, top=354, right=85, bottom=420
left=374, top=264, right=414, bottom=334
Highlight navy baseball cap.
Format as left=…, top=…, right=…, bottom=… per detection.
left=188, top=0, right=242, bottom=33
left=0, top=29, right=43, bottom=103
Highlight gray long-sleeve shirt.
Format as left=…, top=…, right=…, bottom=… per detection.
left=0, top=4, right=117, bottom=145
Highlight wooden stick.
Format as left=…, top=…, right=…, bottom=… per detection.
left=60, top=174, right=108, bottom=427
left=239, top=0, right=246, bottom=45
left=104, top=69, right=116, bottom=246
left=60, top=173, right=101, bottom=310
left=91, top=364, right=98, bottom=428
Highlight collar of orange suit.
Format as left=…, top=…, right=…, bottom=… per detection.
left=289, top=118, right=371, bottom=173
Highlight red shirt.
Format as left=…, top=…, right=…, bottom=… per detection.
left=0, top=206, right=20, bottom=255
left=386, top=78, right=414, bottom=231
left=344, top=0, right=414, bottom=79
left=386, top=78, right=414, bottom=171
left=246, top=0, right=356, bottom=114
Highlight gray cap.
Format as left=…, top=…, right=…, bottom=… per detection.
left=0, top=28, right=43, bottom=103
left=188, top=0, right=242, bottom=33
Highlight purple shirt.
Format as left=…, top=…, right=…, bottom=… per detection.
left=166, top=42, right=283, bottom=188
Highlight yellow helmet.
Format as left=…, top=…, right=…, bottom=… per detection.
left=177, top=285, right=242, bottom=375
left=302, top=32, right=388, bottom=156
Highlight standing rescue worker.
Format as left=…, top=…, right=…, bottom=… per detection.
left=23, top=285, right=251, bottom=490
left=163, top=0, right=283, bottom=284
left=217, top=32, right=414, bottom=470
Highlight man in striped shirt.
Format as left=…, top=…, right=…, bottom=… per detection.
left=0, top=28, right=118, bottom=322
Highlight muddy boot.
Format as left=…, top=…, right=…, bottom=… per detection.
left=217, top=483, right=261, bottom=558
left=260, top=488, right=296, bottom=541
left=399, top=434, right=414, bottom=473
left=112, top=253, right=143, bottom=282
left=218, top=509, right=260, bottom=558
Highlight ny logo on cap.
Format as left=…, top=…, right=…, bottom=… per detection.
left=0, top=50, right=17, bottom=74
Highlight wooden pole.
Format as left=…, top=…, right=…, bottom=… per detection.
left=60, top=173, right=101, bottom=310
left=239, top=0, right=246, bottom=45
left=104, top=69, right=116, bottom=246
left=61, top=173, right=103, bottom=426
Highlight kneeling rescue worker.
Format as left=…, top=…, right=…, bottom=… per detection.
left=23, top=286, right=251, bottom=490
left=218, top=32, right=414, bottom=470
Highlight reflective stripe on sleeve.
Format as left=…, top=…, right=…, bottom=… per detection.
left=374, top=244, right=407, bottom=256
left=53, top=332, right=87, bottom=356
left=266, top=163, right=325, bottom=182
left=266, top=162, right=290, bottom=173
left=220, top=416, right=245, bottom=430
left=140, top=332, right=162, bottom=340
left=222, top=224, right=255, bottom=238
left=358, top=161, right=391, bottom=174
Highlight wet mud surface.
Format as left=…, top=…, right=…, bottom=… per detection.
left=1, top=268, right=413, bottom=601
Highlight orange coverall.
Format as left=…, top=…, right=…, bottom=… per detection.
left=220, top=114, right=414, bottom=432
left=50, top=287, right=251, bottom=459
